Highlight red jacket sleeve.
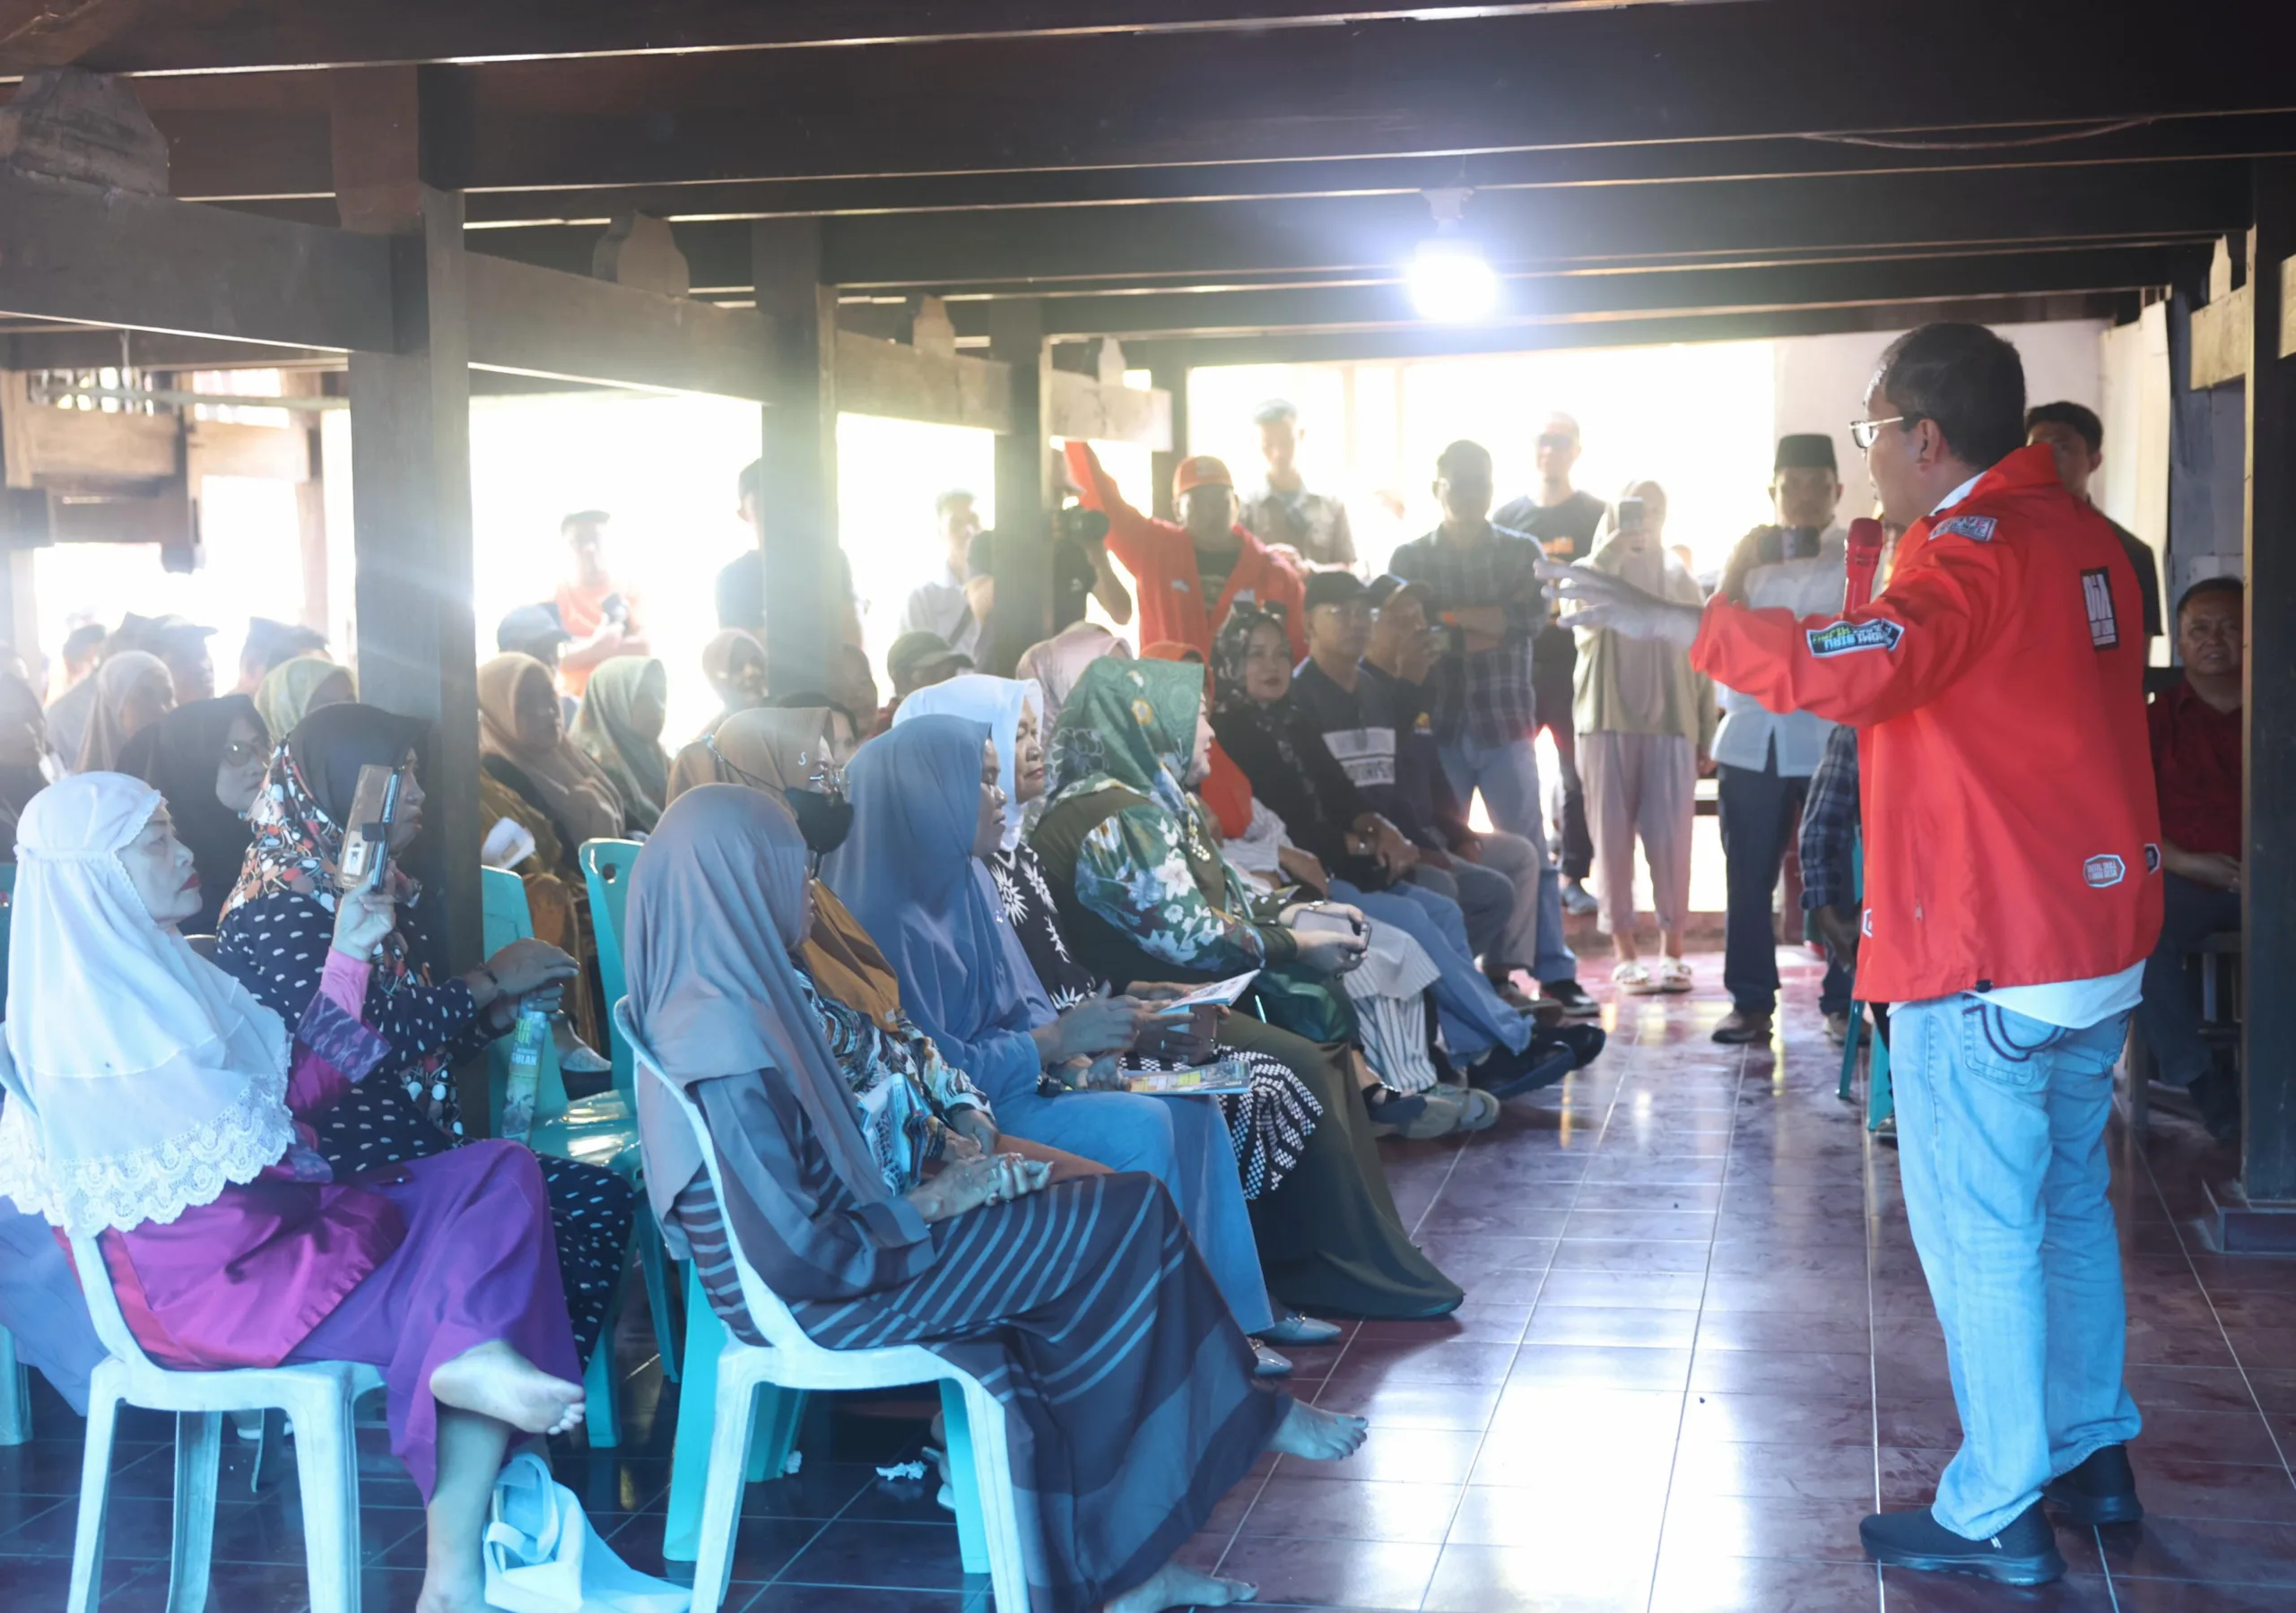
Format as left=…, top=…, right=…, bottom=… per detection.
left=1692, top=532, right=2021, bottom=728
left=1063, top=440, right=1161, bottom=580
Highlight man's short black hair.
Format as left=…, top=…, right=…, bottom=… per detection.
left=1252, top=398, right=1300, bottom=428
left=2176, top=575, right=2243, bottom=620
left=1873, top=322, right=2028, bottom=472
left=933, top=488, right=975, bottom=519
left=62, top=622, right=106, bottom=662
left=1435, top=439, right=1492, bottom=478
left=561, top=509, right=610, bottom=533
left=2024, top=401, right=2103, bottom=455
left=736, top=458, right=763, bottom=507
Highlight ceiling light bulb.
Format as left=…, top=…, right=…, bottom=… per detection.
left=1407, top=235, right=1500, bottom=323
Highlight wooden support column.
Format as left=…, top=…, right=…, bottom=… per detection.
left=334, top=73, right=486, bottom=1127
left=750, top=219, right=839, bottom=693
left=0, top=546, right=39, bottom=669
left=2239, top=156, right=2296, bottom=1215
left=1149, top=348, right=1190, bottom=523
left=987, top=299, right=1049, bottom=676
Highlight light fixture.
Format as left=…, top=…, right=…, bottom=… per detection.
left=1406, top=186, right=1500, bottom=323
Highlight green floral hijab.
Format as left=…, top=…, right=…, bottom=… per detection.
left=1045, top=655, right=1203, bottom=820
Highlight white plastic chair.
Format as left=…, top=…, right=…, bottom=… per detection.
left=628, top=1030, right=1030, bottom=1613
left=65, top=1230, right=384, bottom=1613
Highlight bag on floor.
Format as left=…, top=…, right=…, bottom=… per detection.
left=484, top=1451, right=691, bottom=1613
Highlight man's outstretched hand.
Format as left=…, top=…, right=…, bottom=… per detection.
left=1536, top=559, right=1704, bottom=648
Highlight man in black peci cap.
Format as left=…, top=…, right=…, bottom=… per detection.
left=1706, top=433, right=1856, bottom=1046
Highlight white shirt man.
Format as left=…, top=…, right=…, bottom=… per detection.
left=898, top=490, right=987, bottom=662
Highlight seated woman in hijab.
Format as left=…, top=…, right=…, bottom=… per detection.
left=570, top=655, right=672, bottom=835
left=0, top=667, right=61, bottom=858
left=117, top=694, right=269, bottom=935
left=698, top=629, right=770, bottom=739
left=1207, top=604, right=1591, bottom=1099
left=665, top=703, right=1102, bottom=1189
left=0, top=773, right=581, bottom=1613
left=254, top=653, right=354, bottom=748
left=214, top=704, right=635, bottom=1364
left=630, top=784, right=1367, bottom=1613
left=1022, top=659, right=1465, bottom=1319
left=894, top=673, right=1358, bottom=1199
left=74, top=649, right=175, bottom=772
left=1013, top=620, right=1129, bottom=724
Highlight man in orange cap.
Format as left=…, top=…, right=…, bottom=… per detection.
left=1065, top=441, right=1307, bottom=660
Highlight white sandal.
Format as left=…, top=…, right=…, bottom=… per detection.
left=1610, top=961, right=1660, bottom=995
left=1656, top=958, right=1694, bottom=993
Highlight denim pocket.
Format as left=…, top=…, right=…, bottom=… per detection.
left=1957, top=998, right=2069, bottom=1091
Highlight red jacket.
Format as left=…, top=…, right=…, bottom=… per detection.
left=1065, top=441, right=1306, bottom=660
left=1692, top=444, right=2161, bottom=1003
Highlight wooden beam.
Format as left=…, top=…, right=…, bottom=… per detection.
left=2242, top=156, right=2296, bottom=1206
left=1148, top=352, right=1189, bottom=521
left=1044, top=369, right=1171, bottom=450
left=0, top=169, right=393, bottom=351
left=751, top=218, right=839, bottom=691
left=985, top=299, right=1049, bottom=676
left=833, top=329, right=1013, bottom=433
left=2190, top=283, right=2253, bottom=389
left=1, top=375, right=178, bottom=489
left=187, top=418, right=310, bottom=482
left=463, top=250, right=770, bottom=398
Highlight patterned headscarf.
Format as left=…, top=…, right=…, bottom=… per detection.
left=1043, top=655, right=1204, bottom=820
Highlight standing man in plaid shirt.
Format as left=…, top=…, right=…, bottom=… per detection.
left=1388, top=440, right=1595, bottom=1017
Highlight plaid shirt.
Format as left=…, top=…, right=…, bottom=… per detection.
left=1387, top=523, right=1547, bottom=747
left=1797, top=722, right=1862, bottom=915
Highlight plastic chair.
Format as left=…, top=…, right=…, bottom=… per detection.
left=480, top=871, right=679, bottom=1441
left=65, top=1229, right=382, bottom=1613
left=0, top=1323, right=29, bottom=1444
left=578, top=840, right=641, bottom=1097
left=624, top=1005, right=1026, bottom=1613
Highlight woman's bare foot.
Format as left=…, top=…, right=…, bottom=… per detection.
left=413, top=1557, right=489, bottom=1613
left=429, top=1340, right=586, bottom=1436
left=1267, top=1400, right=1369, bottom=1461
left=1105, top=1562, right=1257, bottom=1613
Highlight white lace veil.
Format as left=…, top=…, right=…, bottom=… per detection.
left=0, top=772, right=295, bottom=1236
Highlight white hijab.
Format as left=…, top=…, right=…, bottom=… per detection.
left=0, top=772, right=295, bottom=1236
left=891, top=673, right=1044, bottom=852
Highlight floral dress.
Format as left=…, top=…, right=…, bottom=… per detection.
left=796, top=968, right=993, bottom=1193
left=990, top=837, right=1318, bottom=1201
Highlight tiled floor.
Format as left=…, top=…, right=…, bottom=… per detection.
left=4, top=948, right=2293, bottom=1610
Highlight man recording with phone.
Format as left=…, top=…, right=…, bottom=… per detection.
left=554, top=510, right=648, bottom=698
left=1544, top=323, right=2161, bottom=1587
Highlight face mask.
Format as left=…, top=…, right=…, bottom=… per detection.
left=786, top=789, right=855, bottom=858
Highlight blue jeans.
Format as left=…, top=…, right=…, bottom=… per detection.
left=2133, top=872, right=2240, bottom=1088
left=1331, top=878, right=1531, bottom=1062
left=990, top=1085, right=1274, bottom=1335
left=1438, top=735, right=1576, bottom=984
left=1890, top=995, right=2142, bottom=1538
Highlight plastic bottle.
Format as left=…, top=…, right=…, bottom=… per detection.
left=502, top=998, right=549, bottom=1143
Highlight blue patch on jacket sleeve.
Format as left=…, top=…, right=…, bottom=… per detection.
left=1805, top=619, right=1905, bottom=657
left=1931, top=514, right=1996, bottom=542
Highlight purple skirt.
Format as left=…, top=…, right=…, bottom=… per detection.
left=288, top=1141, right=578, bottom=1501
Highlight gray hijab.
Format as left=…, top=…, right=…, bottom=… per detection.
left=626, top=784, right=894, bottom=1226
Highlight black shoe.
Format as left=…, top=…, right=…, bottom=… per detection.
left=2189, top=1066, right=2241, bottom=1144
left=1859, top=1502, right=2065, bottom=1586
left=1544, top=1023, right=1606, bottom=1068
left=1468, top=1039, right=1576, bottom=1099
left=1710, top=1009, right=1774, bottom=1045
left=1538, top=979, right=1601, bottom=1019
left=2044, top=1444, right=2143, bottom=1525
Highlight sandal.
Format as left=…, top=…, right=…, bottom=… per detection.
left=1447, top=1085, right=1501, bottom=1132
left=1656, top=958, right=1694, bottom=993
left=1610, top=961, right=1660, bottom=996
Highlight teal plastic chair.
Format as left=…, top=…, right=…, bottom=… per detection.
left=481, top=870, right=681, bottom=1443
left=578, top=839, right=640, bottom=1097
left=1830, top=837, right=1893, bottom=1131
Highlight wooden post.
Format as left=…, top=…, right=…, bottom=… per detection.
left=750, top=219, right=839, bottom=694
left=986, top=299, right=1048, bottom=676
left=2240, top=156, right=2296, bottom=1210
left=1150, top=347, right=1190, bottom=523
left=0, top=546, right=39, bottom=672
left=335, top=71, right=487, bottom=1123
left=283, top=370, right=330, bottom=634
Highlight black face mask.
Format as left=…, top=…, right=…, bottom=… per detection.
left=786, top=789, right=855, bottom=858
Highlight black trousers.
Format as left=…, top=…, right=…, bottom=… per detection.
left=1718, top=751, right=1851, bottom=1017
left=1532, top=626, right=1593, bottom=880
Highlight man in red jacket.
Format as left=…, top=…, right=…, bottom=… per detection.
left=1065, top=441, right=1306, bottom=660
left=1547, top=323, right=2161, bottom=1587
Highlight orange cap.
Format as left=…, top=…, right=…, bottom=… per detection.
left=1171, top=455, right=1234, bottom=499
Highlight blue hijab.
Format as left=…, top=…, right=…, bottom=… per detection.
left=824, top=716, right=1057, bottom=1073
left=890, top=673, right=1042, bottom=851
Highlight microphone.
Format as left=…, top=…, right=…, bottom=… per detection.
left=1843, top=516, right=1885, bottom=612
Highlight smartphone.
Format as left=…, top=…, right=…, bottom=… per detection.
left=1615, top=496, right=1647, bottom=534
left=335, top=763, right=403, bottom=893
left=599, top=592, right=630, bottom=625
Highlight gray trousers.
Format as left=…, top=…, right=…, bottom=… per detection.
left=1579, top=729, right=1696, bottom=937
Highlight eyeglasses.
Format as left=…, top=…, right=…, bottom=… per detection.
left=1849, top=415, right=1915, bottom=450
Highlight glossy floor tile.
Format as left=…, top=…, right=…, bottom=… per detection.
left=4, top=947, right=2291, bottom=1609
